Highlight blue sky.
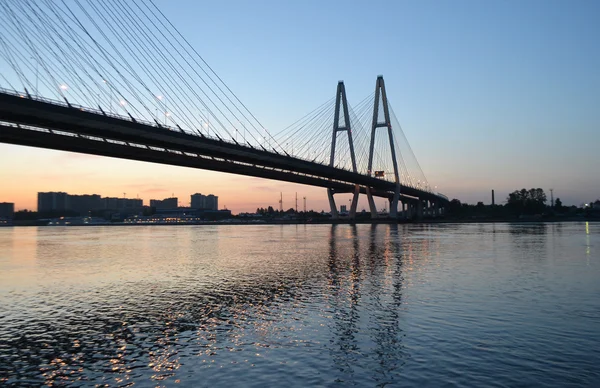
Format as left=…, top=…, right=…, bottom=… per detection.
left=0, top=0, right=598, bottom=210
left=158, top=0, right=599, bottom=204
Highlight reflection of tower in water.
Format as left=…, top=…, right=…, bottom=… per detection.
left=366, top=225, right=405, bottom=378
left=326, top=224, right=406, bottom=383
left=326, top=225, right=362, bottom=376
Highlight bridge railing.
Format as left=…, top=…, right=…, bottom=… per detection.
left=0, top=87, right=349, bottom=168
left=0, top=87, right=333, bottom=164
left=0, top=87, right=228, bottom=144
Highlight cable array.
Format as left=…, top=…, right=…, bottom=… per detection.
left=271, top=88, right=432, bottom=191
left=0, top=0, right=434, bottom=192
left=271, top=97, right=335, bottom=163
left=388, top=102, right=431, bottom=191
left=347, top=93, right=376, bottom=174
left=0, top=0, right=282, bottom=150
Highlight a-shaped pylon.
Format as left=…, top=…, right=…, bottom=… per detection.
left=366, top=76, right=401, bottom=218
left=328, top=81, right=360, bottom=219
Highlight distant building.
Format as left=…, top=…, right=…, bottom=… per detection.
left=191, top=193, right=206, bottom=209
left=0, top=202, right=14, bottom=219
left=103, top=197, right=119, bottom=210
left=150, top=197, right=178, bottom=209
left=38, top=192, right=69, bottom=212
left=103, top=197, right=143, bottom=211
left=98, top=197, right=144, bottom=219
left=191, top=193, right=218, bottom=210
left=206, top=194, right=218, bottom=211
left=117, top=198, right=143, bottom=209
left=69, top=194, right=102, bottom=215
left=38, top=191, right=144, bottom=215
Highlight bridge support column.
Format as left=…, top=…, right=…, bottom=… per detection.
left=349, top=184, right=360, bottom=219
left=390, top=185, right=400, bottom=219
left=417, top=200, right=423, bottom=220
left=328, top=188, right=339, bottom=220
left=366, top=76, right=401, bottom=221
left=328, top=80, right=360, bottom=220
left=366, top=187, right=378, bottom=219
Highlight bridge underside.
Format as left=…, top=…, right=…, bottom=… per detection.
left=0, top=124, right=409, bottom=201
left=0, top=92, right=447, bottom=206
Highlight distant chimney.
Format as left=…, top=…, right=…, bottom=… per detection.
left=492, top=189, right=495, bottom=206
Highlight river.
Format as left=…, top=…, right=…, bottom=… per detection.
left=1, top=223, right=599, bottom=386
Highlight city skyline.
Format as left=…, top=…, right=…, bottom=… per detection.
left=1, top=0, right=598, bottom=212
left=4, top=184, right=596, bottom=215
left=35, top=190, right=220, bottom=212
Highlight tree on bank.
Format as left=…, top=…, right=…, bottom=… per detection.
left=448, top=199, right=462, bottom=214
left=554, top=198, right=563, bottom=210
left=506, top=188, right=547, bottom=215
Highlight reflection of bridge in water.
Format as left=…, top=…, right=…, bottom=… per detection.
left=0, top=1, right=448, bottom=219
left=327, top=224, right=406, bottom=382
left=0, top=225, right=419, bottom=385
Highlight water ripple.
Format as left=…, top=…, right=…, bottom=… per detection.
left=1, top=223, right=599, bottom=386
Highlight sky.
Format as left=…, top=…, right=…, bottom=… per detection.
left=1, top=0, right=599, bottom=212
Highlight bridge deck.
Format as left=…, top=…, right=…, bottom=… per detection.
left=0, top=91, right=448, bottom=204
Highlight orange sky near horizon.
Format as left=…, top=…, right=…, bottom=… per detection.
left=0, top=143, right=395, bottom=213
left=1, top=142, right=594, bottom=212
left=4, top=139, right=597, bottom=213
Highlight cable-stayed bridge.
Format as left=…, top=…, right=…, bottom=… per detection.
left=0, top=0, right=448, bottom=219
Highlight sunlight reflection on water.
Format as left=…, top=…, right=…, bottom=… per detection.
left=1, top=223, right=599, bottom=386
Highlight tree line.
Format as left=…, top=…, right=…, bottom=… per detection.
left=447, top=188, right=597, bottom=218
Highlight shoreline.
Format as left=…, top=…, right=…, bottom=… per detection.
left=3, top=216, right=597, bottom=227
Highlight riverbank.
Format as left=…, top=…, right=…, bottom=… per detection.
left=4, top=215, right=597, bottom=227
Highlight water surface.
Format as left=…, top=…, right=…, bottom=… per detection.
left=1, top=223, right=599, bottom=386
